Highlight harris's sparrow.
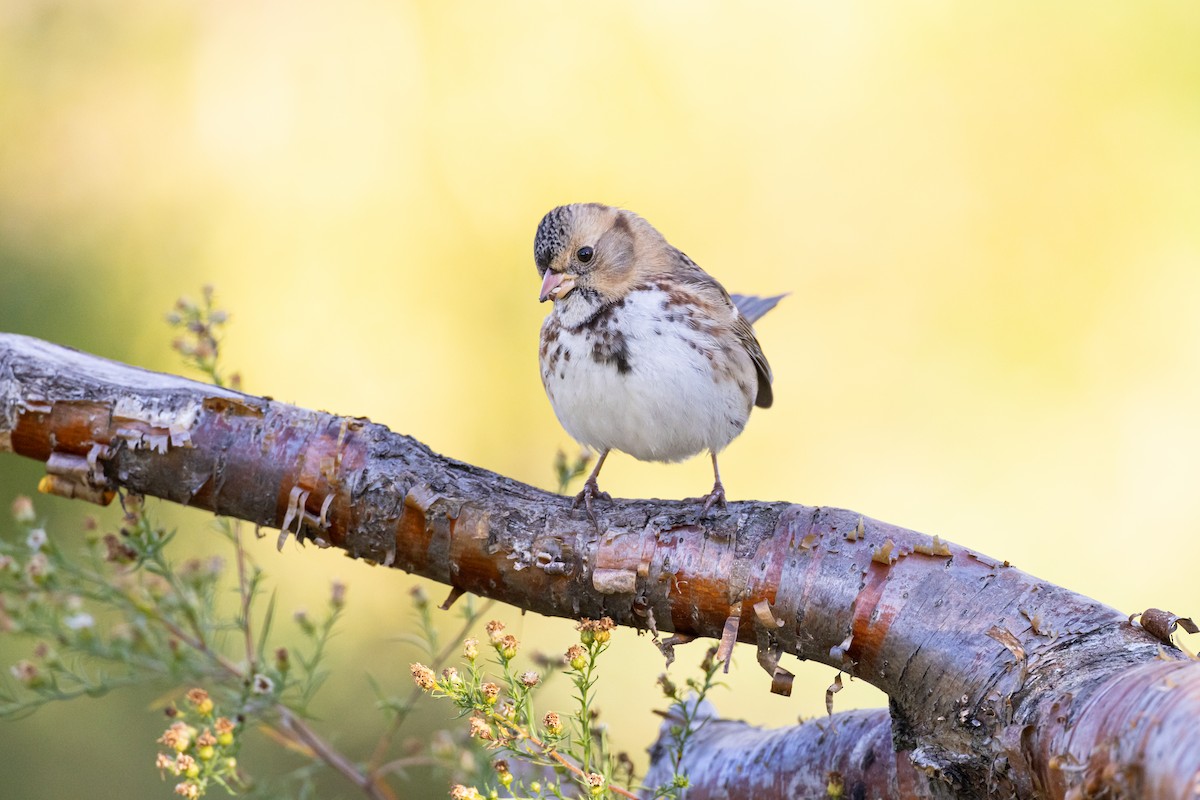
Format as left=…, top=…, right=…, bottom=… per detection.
left=534, top=203, right=783, bottom=520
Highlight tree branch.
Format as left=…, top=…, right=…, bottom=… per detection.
left=2, top=332, right=1197, bottom=798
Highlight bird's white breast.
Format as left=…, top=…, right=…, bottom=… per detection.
left=540, top=288, right=755, bottom=463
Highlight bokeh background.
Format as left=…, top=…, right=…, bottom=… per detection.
left=2, top=2, right=1199, bottom=797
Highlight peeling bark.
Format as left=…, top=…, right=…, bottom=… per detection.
left=1, top=333, right=1198, bottom=799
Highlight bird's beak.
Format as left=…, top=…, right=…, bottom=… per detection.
left=539, top=271, right=577, bottom=303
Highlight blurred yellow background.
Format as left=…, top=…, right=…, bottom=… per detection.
left=2, top=2, right=1199, bottom=797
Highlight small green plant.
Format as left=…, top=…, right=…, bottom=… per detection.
left=651, top=646, right=723, bottom=797
left=411, top=619, right=723, bottom=799
left=154, top=688, right=244, bottom=798
left=166, top=284, right=239, bottom=390
left=553, top=450, right=593, bottom=495
left=0, top=489, right=351, bottom=796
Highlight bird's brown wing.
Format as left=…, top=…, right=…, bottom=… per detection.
left=669, top=251, right=776, bottom=409
left=732, top=313, right=774, bottom=409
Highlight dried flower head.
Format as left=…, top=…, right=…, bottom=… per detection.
left=185, top=688, right=214, bottom=716
left=498, top=634, right=519, bottom=661
left=442, top=666, right=462, bottom=686
left=9, top=660, right=41, bottom=688
left=566, top=644, right=587, bottom=671
left=826, top=770, right=845, bottom=799
left=158, top=721, right=194, bottom=753
left=251, top=673, right=275, bottom=695
left=576, top=616, right=616, bottom=645
left=520, top=671, right=540, bottom=688
left=214, top=716, right=236, bottom=746
left=657, top=673, right=678, bottom=697
left=410, top=663, right=437, bottom=691
left=701, top=645, right=719, bottom=673
left=330, top=579, right=346, bottom=609
left=462, top=638, right=479, bottom=661
left=24, top=552, right=50, bottom=581
left=480, top=682, right=500, bottom=704
left=485, top=619, right=506, bottom=644
left=468, top=716, right=493, bottom=741
left=449, top=785, right=482, bottom=800
left=10, top=496, right=35, bottom=524
left=494, top=757, right=514, bottom=787
left=174, top=782, right=200, bottom=799
left=102, top=533, right=137, bottom=564
left=542, top=711, right=563, bottom=737
left=175, top=753, right=198, bottom=777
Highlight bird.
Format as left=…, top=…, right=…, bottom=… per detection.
left=534, top=202, right=783, bottom=522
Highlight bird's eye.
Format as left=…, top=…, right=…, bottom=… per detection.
left=576, top=246, right=594, bottom=264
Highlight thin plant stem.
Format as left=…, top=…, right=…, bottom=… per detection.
left=364, top=598, right=495, bottom=785
left=489, top=714, right=638, bottom=800
left=278, top=706, right=397, bottom=800
left=233, top=520, right=257, bottom=674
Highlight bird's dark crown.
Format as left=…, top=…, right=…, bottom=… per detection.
left=534, top=205, right=574, bottom=275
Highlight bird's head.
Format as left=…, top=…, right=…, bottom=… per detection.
left=534, top=203, right=658, bottom=308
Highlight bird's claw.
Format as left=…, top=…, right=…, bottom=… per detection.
left=699, top=482, right=727, bottom=519
left=573, top=479, right=611, bottom=527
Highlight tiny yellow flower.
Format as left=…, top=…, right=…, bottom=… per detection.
left=494, top=759, right=513, bottom=788
left=185, top=688, right=214, bottom=717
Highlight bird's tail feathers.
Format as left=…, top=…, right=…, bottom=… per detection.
left=730, top=293, right=787, bottom=324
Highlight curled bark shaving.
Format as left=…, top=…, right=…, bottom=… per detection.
left=1, top=332, right=1198, bottom=798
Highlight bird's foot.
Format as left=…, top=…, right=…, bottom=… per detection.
left=698, top=481, right=727, bottom=520
left=572, top=478, right=612, bottom=527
